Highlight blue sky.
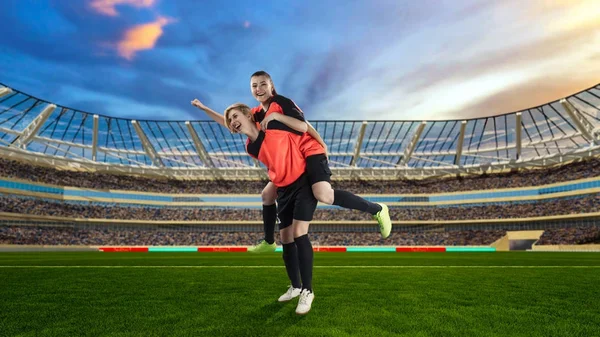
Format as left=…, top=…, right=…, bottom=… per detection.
left=0, top=0, right=598, bottom=121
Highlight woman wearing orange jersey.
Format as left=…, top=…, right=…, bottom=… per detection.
left=191, top=71, right=391, bottom=253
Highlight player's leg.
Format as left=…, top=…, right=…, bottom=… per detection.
left=248, top=182, right=278, bottom=253
left=276, top=183, right=301, bottom=302
left=278, top=222, right=302, bottom=302
left=292, top=181, right=317, bottom=315
left=293, top=220, right=315, bottom=315
left=306, top=154, right=392, bottom=239
left=293, top=220, right=313, bottom=289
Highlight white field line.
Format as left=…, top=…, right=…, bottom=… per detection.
left=0, top=265, right=600, bottom=269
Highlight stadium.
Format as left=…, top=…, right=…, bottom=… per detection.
left=2, top=1, right=600, bottom=334
left=1, top=81, right=600, bottom=248
left=1, top=78, right=600, bottom=334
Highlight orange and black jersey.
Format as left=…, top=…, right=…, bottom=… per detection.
left=246, top=95, right=311, bottom=187
left=246, top=129, right=306, bottom=187
left=251, top=95, right=325, bottom=158
left=251, top=95, right=304, bottom=127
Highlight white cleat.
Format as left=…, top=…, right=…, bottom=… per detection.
left=295, top=289, right=314, bottom=315
left=278, top=286, right=302, bottom=302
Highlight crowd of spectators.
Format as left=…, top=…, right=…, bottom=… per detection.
left=0, top=225, right=506, bottom=246
left=536, top=226, right=600, bottom=245
left=310, top=230, right=504, bottom=246
left=1, top=156, right=599, bottom=195
left=1, top=194, right=598, bottom=222
left=0, top=196, right=258, bottom=220
left=4, top=224, right=598, bottom=246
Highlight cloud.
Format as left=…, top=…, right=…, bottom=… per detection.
left=61, top=83, right=199, bottom=121
left=316, top=12, right=600, bottom=121
left=454, top=77, right=600, bottom=120
left=1, top=0, right=597, bottom=123
left=431, top=25, right=600, bottom=119
left=395, top=9, right=600, bottom=96
left=0, top=45, right=216, bottom=122
left=117, top=16, right=173, bottom=60
left=63, top=99, right=112, bottom=116
left=90, top=0, right=155, bottom=17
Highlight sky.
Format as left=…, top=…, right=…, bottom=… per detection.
left=0, top=0, right=598, bottom=122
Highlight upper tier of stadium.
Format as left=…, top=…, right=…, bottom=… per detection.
left=0, top=81, right=599, bottom=179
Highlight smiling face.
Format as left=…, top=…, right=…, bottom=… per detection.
left=224, top=104, right=254, bottom=135
left=227, top=109, right=247, bottom=133
left=250, top=75, right=275, bottom=104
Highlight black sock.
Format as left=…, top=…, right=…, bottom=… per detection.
left=333, top=189, right=382, bottom=215
left=294, top=234, right=313, bottom=292
left=282, top=242, right=301, bottom=289
left=263, top=204, right=277, bottom=244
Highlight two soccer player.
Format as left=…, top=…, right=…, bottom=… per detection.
left=191, top=71, right=393, bottom=314
left=192, top=71, right=392, bottom=252
left=224, top=102, right=318, bottom=314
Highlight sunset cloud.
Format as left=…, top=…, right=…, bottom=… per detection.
left=117, top=16, right=172, bottom=60
left=90, top=0, right=155, bottom=16
left=2, top=1, right=598, bottom=122
left=304, top=1, right=600, bottom=121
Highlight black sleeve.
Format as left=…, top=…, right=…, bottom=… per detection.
left=273, top=95, right=305, bottom=122
left=246, top=131, right=265, bottom=159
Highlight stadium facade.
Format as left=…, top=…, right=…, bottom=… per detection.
left=0, top=82, right=599, bottom=179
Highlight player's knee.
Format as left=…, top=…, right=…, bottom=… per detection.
left=261, top=187, right=277, bottom=205
left=279, top=228, right=294, bottom=243
left=313, top=189, right=334, bottom=205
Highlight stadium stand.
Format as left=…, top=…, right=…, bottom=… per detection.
left=1, top=156, right=600, bottom=194
left=0, top=193, right=599, bottom=222
left=1, top=81, right=599, bottom=248
left=0, top=225, right=506, bottom=246
left=536, top=226, right=600, bottom=245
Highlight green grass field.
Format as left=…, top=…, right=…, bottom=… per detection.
left=1, top=252, right=599, bottom=337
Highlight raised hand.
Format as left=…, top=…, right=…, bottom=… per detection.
left=191, top=98, right=207, bottom=110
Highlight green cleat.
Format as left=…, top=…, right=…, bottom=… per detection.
left=248, top=240, right=277, bottom=253
left=373, top=203, right=392, bottom=239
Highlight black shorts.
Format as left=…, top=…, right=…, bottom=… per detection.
left=276, top=174, right=318, bottom=230
left=305, top=154, right=331, bottom=186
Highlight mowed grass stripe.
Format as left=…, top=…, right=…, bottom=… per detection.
left=0, top=252, right=599, bottom=267
left=2, top=265, right=600, bottom=268
left=1, top=256, right=599, bottom=337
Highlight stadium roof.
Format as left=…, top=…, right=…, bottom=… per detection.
left=0, top=82, right=599, bottom=179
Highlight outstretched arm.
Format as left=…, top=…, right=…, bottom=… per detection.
left=191, top=99, right=226, bottom=127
